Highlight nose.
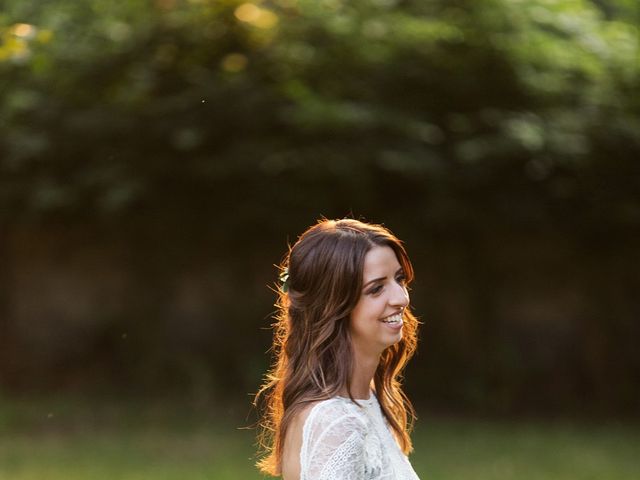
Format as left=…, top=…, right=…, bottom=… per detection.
left=389, top=282, right=409, bottom=308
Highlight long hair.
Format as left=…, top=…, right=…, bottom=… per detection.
left=254, top=218, right=420, bottom=476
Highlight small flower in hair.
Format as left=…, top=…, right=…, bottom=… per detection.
left=279, top=267, right=290, bottom=293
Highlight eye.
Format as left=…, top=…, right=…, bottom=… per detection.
left=396, top=273, right=407, bottom=285
left=368, top=285, right=383, bottom=295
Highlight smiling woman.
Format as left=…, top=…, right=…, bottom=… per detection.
left=254, top=218, right=421, bottom=480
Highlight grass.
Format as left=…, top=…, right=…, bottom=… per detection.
left=0, top=397, right=638, bottom=480
left=411, top=417, right=640, bottom=480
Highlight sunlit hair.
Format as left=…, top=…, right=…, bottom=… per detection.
left=254, top=218, right=419, bottom=476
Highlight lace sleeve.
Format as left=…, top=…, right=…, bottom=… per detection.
left=300, top=399, right=368, bottom=480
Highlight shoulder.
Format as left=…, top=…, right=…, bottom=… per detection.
left=302, top=397, right=369, bottom=447
left=282, top=398, right=366, bottom=480
left=297, top=398, right=373, bottom=478
left=306, top=397, right=367, bottom=428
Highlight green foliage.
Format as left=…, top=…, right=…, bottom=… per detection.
left=0, top=0, right=638, bottom=412
left=0, top=0, right=638, bottom=227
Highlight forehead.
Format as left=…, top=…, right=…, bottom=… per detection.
left=362, top=245, right=401, bottom=278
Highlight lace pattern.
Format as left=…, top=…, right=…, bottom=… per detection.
left=299, top=395, right=420, bottom=480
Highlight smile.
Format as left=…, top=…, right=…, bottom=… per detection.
left=380, top=312, right=403, bottom=324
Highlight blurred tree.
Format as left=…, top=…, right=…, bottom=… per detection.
left=0, top=0, right=638, bottom=411
left=0, top=0, right=637, bottom=228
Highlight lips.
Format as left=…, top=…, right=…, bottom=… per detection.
left=380, top=312, right=403, bottom=324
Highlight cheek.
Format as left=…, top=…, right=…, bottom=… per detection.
left=349, top=300, right=376, bottom=331
left=354, top=298, right=383, bottom=322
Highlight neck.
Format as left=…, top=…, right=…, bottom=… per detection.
left=344, top=350, right=380, bottom=399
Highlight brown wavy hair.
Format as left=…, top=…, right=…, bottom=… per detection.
left=254, top=218, right=420, bottom=476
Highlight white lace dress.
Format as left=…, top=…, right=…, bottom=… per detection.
left=299, top=394, right=420, bottom=480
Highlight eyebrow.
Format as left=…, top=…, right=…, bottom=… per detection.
left=362, top=268, right=404, bottom=290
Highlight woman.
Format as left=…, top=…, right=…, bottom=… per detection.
left=255, top=218, right=421, bottom=479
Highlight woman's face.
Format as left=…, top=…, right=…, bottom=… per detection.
left=349, top=245, right=410, bottom=358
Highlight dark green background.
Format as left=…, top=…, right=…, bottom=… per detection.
left=1, top=0, right=639, bottom=416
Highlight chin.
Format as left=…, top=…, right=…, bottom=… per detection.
left=382, top=333, right=403, bottom=349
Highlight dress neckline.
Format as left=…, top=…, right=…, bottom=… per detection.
left=335, top=391, right=376, bottom=406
